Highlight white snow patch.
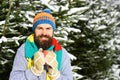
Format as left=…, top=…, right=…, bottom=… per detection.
left=0, top=36, right=7, bottom=43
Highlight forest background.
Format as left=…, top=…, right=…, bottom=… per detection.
left=0, top=0, right=120, bottom=80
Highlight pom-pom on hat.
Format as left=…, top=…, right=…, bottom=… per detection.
left=32, top=9, right=56, bottom=31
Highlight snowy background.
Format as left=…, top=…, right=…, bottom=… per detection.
left=0, top=0, right=120, bottom=80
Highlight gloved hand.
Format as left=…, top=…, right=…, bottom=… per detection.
left=45, top=51, right=60, bottom=80
left=31, top=48, right=45, bottom=76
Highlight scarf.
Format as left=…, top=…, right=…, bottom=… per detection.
left=25, top=34, right=62, bottom=79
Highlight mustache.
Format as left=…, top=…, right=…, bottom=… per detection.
left=39, top=34, right=50, bottom=38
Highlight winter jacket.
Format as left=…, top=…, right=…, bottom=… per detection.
left=9, top=43, right=73, bottom=80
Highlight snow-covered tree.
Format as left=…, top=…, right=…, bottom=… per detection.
left=67, top=0, right=120, bottom=79
left=1, top=0, right=120, bottom=80
left=0, top=0, right=85, bottom=79
left=107, top=0, right=120, bottom=79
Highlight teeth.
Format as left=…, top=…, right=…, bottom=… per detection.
left=41, top=37, right=48, bottom=40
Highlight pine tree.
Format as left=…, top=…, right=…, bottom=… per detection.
left=107, top=0, right=120, bottom=79
left=1, top=0, right=119, bottom=80
left=0, top=0, right=14, bottom=79
left=0, top=0, right=84, bottom=79
left=0, top=0, right=43, bottom=79
left=67, top=0, right=120, bottom=79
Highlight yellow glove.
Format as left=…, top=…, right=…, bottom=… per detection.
left=45, top=51, right=60, bottom=80
left=31, top=48, right=45, bottom=76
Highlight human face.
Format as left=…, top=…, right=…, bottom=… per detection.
left=34, top=24, right=53, bottom=50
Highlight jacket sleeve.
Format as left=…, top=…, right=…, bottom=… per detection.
left=9, top=44, right=46, bottom=80
left=9, top=44, right=73, bottom=80
left=57, top=48, right=73, bottom=80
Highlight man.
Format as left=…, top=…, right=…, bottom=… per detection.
left=9, top=9, right=73, bottom=80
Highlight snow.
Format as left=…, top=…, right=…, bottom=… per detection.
left=0, top=21, right=5, bottom=25
left=25, top=11, right=34, bottom=23
left=55, top=36, right=68, bottom=41
left=72, top=66, right=83, bottom=79
left=0, top=0, right=120, bottom=79
left=95, top=25, right=107, bottom=31
left=68, top=7, right=89, bottom=15
left=68, top=53, right=77, bottom=60
left=20, top=23, right=32, bottom=28
left=66, top=27, right=81, bottom=33
left=115, top=39, right=120, bottom=44
left=11, top=36, right=26, bottom=41
left=40, top=0, right=69, bottom=12
left=61, top=30, right=68, bottom=35
left=1, top=59, right=8, bottom=65
left=0, top=36, right=7, bottom=43
left=111, top=0, right=120, bottom=5
left=73, top=72, right=84, bottom=79
left=19, top=1, right=30, bottom=5
left=7, top=49, right=15, bottom=53
left=111, top=64, right=120, bottom=79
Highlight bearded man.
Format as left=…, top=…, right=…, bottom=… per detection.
left=9, top=9, right=73, bottom=80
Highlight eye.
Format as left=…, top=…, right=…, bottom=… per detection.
left=37, top=27, right=42, bottom=30
left=46, top=27, right=51, bottom=30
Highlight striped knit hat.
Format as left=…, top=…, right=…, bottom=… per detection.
left=32, top=9, right=56, bottom=31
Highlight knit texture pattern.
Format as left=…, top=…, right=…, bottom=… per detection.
left=32, top=9, right=56, bottom=31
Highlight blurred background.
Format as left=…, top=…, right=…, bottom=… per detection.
left=0, top=0, right=120, bottom=80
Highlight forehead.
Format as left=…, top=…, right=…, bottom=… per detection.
left=37, top=24, right=52, bottom=28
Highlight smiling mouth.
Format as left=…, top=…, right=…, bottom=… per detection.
left=41, top=37, right=48, bottom=40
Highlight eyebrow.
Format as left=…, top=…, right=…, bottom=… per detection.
left=37, top=25, right=52, bottom=28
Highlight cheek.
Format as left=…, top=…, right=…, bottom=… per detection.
left=35, top=30, right=41, bottom=36
left=49, top=32, right=53, bottom=37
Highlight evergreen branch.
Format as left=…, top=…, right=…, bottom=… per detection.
left=3, top=0, right=13, bottom=36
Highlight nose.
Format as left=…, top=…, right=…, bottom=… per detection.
left=42, top=29, right=47, bottom=35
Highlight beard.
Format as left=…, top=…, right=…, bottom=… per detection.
left=34, top=34, right=53, bottom=50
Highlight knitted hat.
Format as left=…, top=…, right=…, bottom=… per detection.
left=32, top=9, right=56, bottom=31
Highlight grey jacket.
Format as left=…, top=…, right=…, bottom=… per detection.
left=9, top=43, right=73, bottom=80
